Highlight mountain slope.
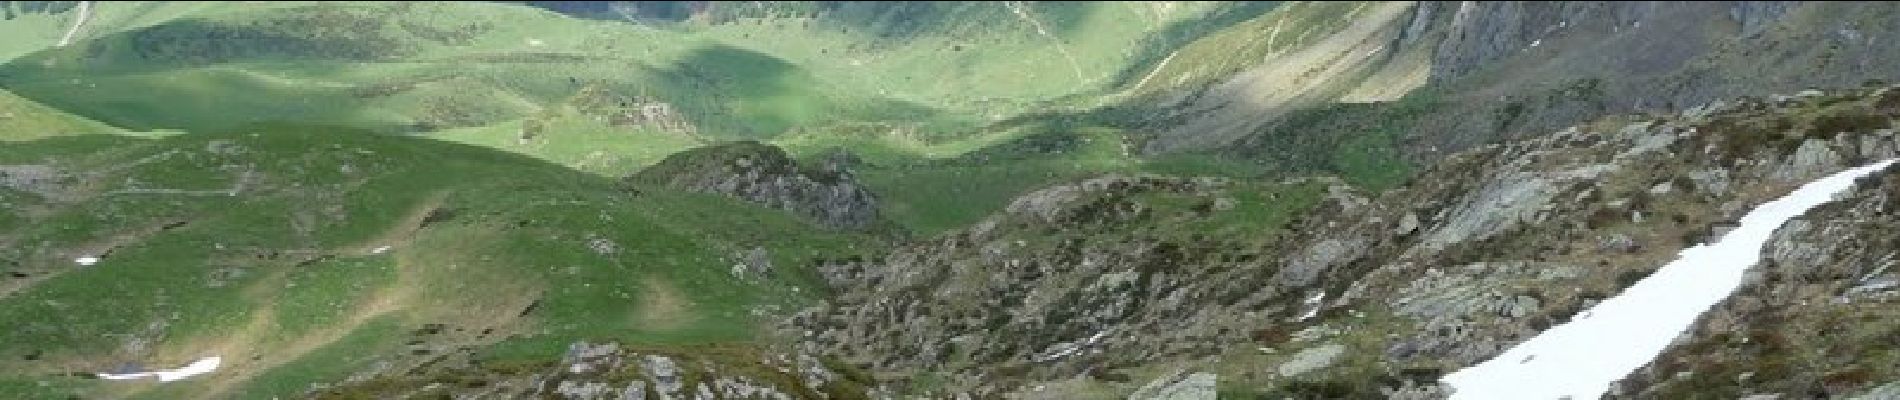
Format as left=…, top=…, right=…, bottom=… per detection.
left=787, top=85, right=1900, bottom=398
left=0, top=126, right=876, bottom=399
left=8, top=2, right=1900, bottom=399
left=0, top=1, right=1254, bottom=147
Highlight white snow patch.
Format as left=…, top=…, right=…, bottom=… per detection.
left=74, top=257, right=100, bottom=266
left=97, top=356, right=221, bottom=382
left=1442, top=159, right=1896, bottom=400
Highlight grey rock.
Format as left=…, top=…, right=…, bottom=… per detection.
left=1127, top=371, right=1216, bottom=400
left=1417, top=170, right=1575, bottom=250
left=714, top=377, right=792, bottom=400
left=643, top=355, right=683, bottom=400
left=1598, top=233, right=1640, bottom=253
left=1277, top=344, right=1346, bottom=377
left=1850, top=381, right=1900, bottom=400
left=0, top=164, right=71, bottom=200
left=795, top=353, right=836, bottom=388
left=730, top=247, right=773, bottom=279
left=1277, top=238, right=1366, bottom=288
left=586, top=237, right=619, bottom=256
left=632, top=142, right=881, bottom=231
left=1386, top=382, right=1455, bottom=400
left=1648, top=182, right=1674, bottom=195
left=555, top=381, right=613, bottom=399
left=1688, top=168, right=1732, bottom=196
left=1617, top=124, right=1679, bottom=161
left=1774, top=139, right=1844, bottom=181
left=1395, top=213, right=1421, bottom=236
left=1729, top=2, right=1801, bottom=37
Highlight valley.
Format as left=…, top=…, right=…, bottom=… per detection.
left=2, top=1, right=1900, bottom=399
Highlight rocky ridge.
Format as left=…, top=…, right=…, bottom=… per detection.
left=311, top=341, right=872, bottom=399
left=630, top=141, right=883, bottom=231
left=791, top=85, right=1900, bottom=398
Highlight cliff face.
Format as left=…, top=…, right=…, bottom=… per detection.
left=1145, top=1, right=1900, bottom=166
left=1422, top=1, right=1800, bottom=83
left=794, top=86, right=1900, bottom=398
left=1401, top=1, right=1900, bottom=158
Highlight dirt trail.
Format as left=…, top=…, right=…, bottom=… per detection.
left=1005, top=1, right=1088, bottom=85
left=106, top=192, right=449, bottom=397
left=633, top=277, right=696, bottom=331
left=194, top=282, right=406, bottom=398
left=193, top=192, right=450, bottom=395
left=57, top=1, right=93, bottom=47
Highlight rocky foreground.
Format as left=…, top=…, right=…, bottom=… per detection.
left=318, top=87, right=1900, bottom=399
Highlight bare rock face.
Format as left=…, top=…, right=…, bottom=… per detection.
left=630, top=141, right=882, bottom=231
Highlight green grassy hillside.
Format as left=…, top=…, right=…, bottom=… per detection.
left=0, top=88, right=117, bottom=140
left=0, top=3, right=1432, bottom=395
left=0, top=2, right=1259, bottom=170
left=0, top=1, right=239, bottom=63
left=0, top=126, right=875, bottom=399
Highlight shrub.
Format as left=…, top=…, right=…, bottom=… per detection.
left=1809, top=106, right=1891, bottom=136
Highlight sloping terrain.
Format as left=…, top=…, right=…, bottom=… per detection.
left=788, top=86, right=1900, bottom=398
left=7, top=2, right=1900, bottom=400
left=0, top=2, right=1259, bottom=172
left=0, top=126, right=874, bottom=399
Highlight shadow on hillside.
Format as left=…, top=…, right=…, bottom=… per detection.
left=1098, top=2, right=1283, bottom=91
left=655, top=44, right=949, bottom=138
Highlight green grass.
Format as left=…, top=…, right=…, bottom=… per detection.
left=0, top=88, right=117, bottom=140
left=1226, top=89, right=1437, bottom=191
left=272, top=256, right=397, bottom=338
left=1119, top=1, right=1367, bottom=97
left=229, top=317, right=404, bottom=400
left=0, top=377, right=86, bottom=399
left=0, top=125, right=874, bottom=398
left=0, top=1, right=1253, bottom=170
left=0, top=1, right=240, bottom=63
left=791, top=123, right=1275, bottom=236
left=432, top=115, right=706, bottom=176
left=0, top=3, right=1441, bottom=396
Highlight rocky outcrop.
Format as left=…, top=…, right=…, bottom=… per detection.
left=312, top=341, right=864, bottom=399
left=794, top=85, right=1900, bottom=398
left=568, top=85, right=697, bottom=135
left=1127, top=371, right=1217, bottom=400
left=630, top=141, right=882, bottom=231
left=792, top=174, right=1331, bottom=397
left=1151, top=0, right=1900, bottom=177
left=1404, top=1, right=1900, bottom=159
left=1608, top=162, right=1900, bottom=399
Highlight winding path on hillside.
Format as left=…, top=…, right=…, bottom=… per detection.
left=56, top=1, right=93, bottom=47
left=1442, top=159, right=1898, bottom=399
